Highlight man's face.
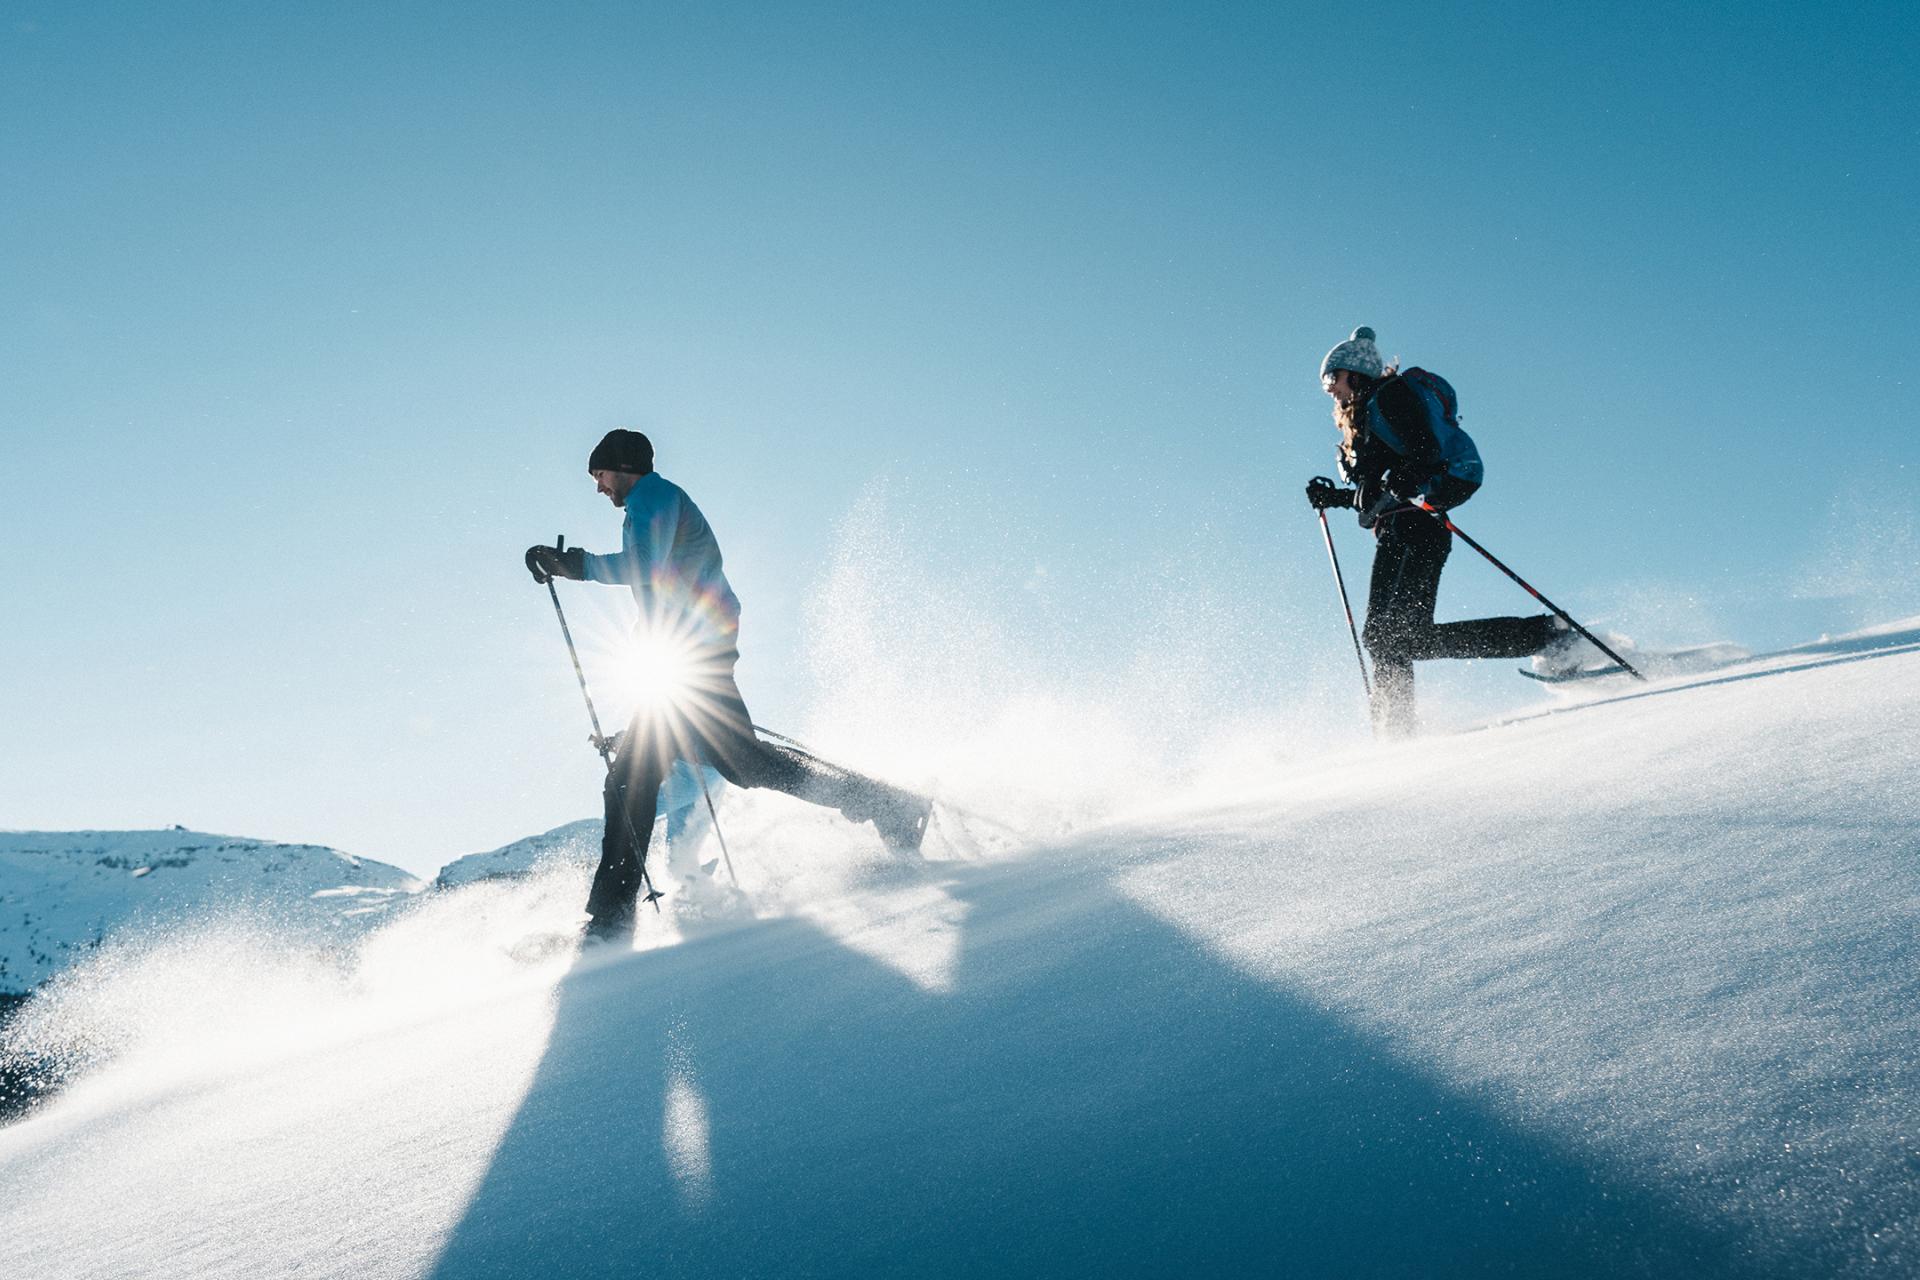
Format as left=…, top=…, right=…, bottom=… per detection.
left=593, top=468, right=640, bottom=507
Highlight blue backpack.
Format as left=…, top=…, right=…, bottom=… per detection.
left=1392, top=367, right=1483, bottom=505
left=1402, top=368, right=1459, bottom=428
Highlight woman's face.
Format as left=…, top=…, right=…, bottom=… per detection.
left=1322, top=368, right=1360, bottom=406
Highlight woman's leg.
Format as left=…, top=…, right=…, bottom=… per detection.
left=1411, top=612, right=1558, bottom=661
left=1361, top=515, right=1451, bottom=735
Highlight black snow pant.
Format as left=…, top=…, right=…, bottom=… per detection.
left=587, top=645, right=894, bottom=928
left=1362, top=512, right=1556, bottom=736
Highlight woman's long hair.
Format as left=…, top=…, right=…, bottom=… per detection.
left=1334, top=362, right=1400, bottom=475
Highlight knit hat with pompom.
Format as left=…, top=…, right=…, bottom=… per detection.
left=1320, top=326, right=1384, bottom=381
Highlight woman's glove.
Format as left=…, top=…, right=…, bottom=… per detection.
left=1305, top=476, right=1356, bottom=510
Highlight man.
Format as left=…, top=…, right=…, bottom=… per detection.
left=527, top=429, right=929, bottom=942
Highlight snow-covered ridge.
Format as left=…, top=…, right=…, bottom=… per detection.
left=0, top=830, right=421, bottom=995
left=433, top=819, right=599, bottom=890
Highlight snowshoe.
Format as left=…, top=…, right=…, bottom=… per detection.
left=872, top=789, right=932, bottom=857
left=582, top=904, right=636, bottom=947
left=671, top=873, right=755, bottom=932
left=1532, top=618, right=1635, bottom=681
left=507, top=929, right=583, bottom=964
left=1523, top=640, right=1749, bottom=685
left=1519, top=663, right=1631, bottom=684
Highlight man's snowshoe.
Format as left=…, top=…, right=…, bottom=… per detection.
left=834, top=774, right=933, bottom=856
left=671, top=873, right=755, bottom=932
left=872, top=789, right=932, bottom=857
left=507, top=929, right=584, bottom=964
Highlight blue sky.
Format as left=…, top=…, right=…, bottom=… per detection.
left=3, top=1, right=1914, bottom=874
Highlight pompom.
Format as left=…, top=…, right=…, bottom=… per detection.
left=1352, top=326, right=1375, bottom=342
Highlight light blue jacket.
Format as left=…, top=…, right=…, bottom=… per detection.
left=583, top=473, right=742, bottom=646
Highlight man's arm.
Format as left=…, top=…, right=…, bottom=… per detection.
left=581, top=512, right=638, bottom=587
left=580, top=481, right=683, bottom=595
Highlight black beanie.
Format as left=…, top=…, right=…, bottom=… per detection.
left=587, top=429, right=654, bottom=475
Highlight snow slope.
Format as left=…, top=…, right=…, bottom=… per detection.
left=1, top=623, right=1916, bottom=1278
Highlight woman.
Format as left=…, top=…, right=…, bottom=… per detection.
left=1306, top=327, right=1564, bottom=735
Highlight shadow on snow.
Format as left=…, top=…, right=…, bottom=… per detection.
left=426, top=851, right=1774, bottom=1279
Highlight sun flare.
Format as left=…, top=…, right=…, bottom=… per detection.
left=617, top=627, right=703, bottom=712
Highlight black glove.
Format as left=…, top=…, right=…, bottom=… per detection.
left=524, top=544, right=586, bottom=584
left=1305, top=476, right=1356, bottom=510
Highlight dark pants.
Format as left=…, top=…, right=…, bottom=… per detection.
left=1362, top=513, right=1555, bottom=735
left=587, top=646, right=891, bottom=926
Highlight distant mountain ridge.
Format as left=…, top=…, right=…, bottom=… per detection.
left=0, top=829, right=421, bottom=996
left=433, top=819, right=599, bottom=890
left=0, top=819, right=609, bottom=999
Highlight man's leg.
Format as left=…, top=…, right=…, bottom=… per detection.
left=587, top=713, right=669, bottom=939
left=690, top=648, right=929, bottom=852
left=740, top=740, right=932, bottom=854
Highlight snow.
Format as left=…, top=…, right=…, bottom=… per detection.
left=1, top=622, right=1916, bottom=1276
left=0, top=830, right=420, bottom=995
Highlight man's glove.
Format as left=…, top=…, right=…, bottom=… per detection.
left=1305, top=476, right=1356, bottom=510
left=524, top=544, right=586, bottom=584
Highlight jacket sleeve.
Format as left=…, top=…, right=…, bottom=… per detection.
left=581, top=483, right=683, bottom=601
left=1375, top=378, right=1442, bottom=482
left=582, top=512, right=642, bottom=588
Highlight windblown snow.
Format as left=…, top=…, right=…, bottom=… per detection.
left=1, top=623, right=1916, bottom=1278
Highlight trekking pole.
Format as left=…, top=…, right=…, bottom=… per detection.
left=1412, top=501, right=1645, bottom=681
left=692, top=762, right=741, bottom=888
left=1316, top=509, right=1373, bottom=700
left=544, top=536, right=613, bottom=764
left=748, top=723, right=852, bottom=775
left=541, top=536, right=663, bottom=910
